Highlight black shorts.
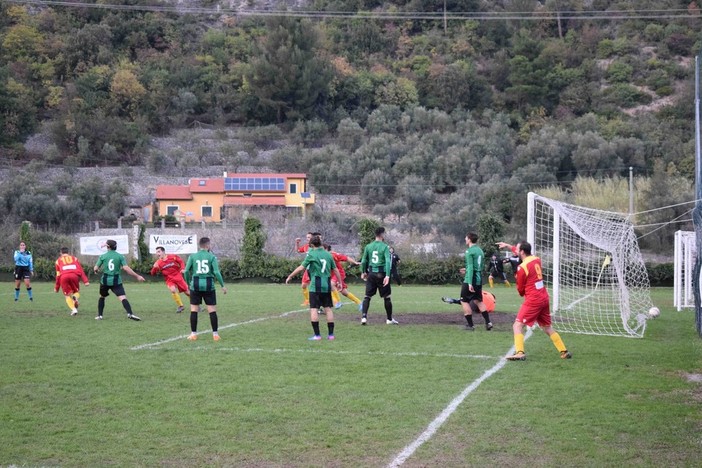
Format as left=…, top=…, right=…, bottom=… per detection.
left=100, top=283, right=126, bottom=297
left=460, top=282, right=483, bottom=303
left=14, top=266, right=31, bottom=280
left=365, top=271, right=391, bottom=298
left=309, top=291, right=333, bottom=309
left=190, top=289, right=216, bottom=306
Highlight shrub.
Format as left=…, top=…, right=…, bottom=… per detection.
left=646, top=262, right=673, bottom=287
left=600, top=84, right=652, bottom=108
left=606, top=62, right=633, bottom=83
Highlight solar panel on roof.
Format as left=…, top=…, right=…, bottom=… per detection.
left=225, top=177, right=285, bottom=191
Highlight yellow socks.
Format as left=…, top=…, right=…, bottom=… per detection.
left=550, top=332, right=567, bottom=353
left=332, top=290, right=341, bottom=304
left=302, top=288, right=309, bottom=304
left=488, top=277, right=494, bottom=288
left=346, top=292, right=361, bottom=304
left=505, top=280, right=511, bottom=287
left=172, top=292, right=183, bottom=307
left=514, top=333, right=525, bottom=354
left=65, top=295, right=75, bottom=310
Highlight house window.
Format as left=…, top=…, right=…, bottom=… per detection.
left=198, top=180, right=206, bottom=186
left=290, top=183, right=297, bottom=194
left=166, top=205, right=179, bottom=216
left=201, top=206, right=213, bottom=218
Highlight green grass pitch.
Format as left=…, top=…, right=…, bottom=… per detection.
left=1, top=281, right=700, bottom=466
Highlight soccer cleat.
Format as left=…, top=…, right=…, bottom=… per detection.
left=213, top=333, right=220, bottom=342
left=308, top=335, right=322, bottom=341
left=72, top=295, right=79, bottom=309
left=441, top=297, right=459, bottom=305
left=560, top=350, right=572, bottom=359
left=176, top=306, right=184, bottom=314
left=301, top=301, right=310, bottom=306
left=327, top=335, right=335, bottom=341
left=70, top=309, right=78, bottom=316
left=15, top=298, right=18, bottom=302
left=486, top=322, right=493, bottom=331
left=464, top=325, right=475, bottom=331
left=386, top=318, right=399, bottom=325
left=95, top=315, right=103, bottom=320
left=361, top=316, right=367, bottom=325
left=318, top=310, right=326, bottom=315
left=187, top=333, right=198, bottom=341
left=127, top=314, right=141, bottom=321
left=335, top=302, right=343, bottom=309
left=506, top=352, right=527, bottom=361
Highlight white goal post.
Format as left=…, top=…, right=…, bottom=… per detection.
left=527, top=192, right=653, bottom=337
left=674, top=230, right=696, bottom=311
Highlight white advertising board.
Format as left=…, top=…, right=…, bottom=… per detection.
left=80, top=235, right=129, bottom=256
left=149, top=234, right=198, bottom=254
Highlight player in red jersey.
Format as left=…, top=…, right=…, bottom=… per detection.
left=54, top=247, right=90, bottom=316
left=324, top=244, right=362, bottom=309
left=506, top=241, right=572, bottom=361
left=295, top=232, right=316, bottom=306
left=150, top=246, right=190, bottom=313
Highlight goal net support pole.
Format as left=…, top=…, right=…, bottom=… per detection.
left=674, top=230, right=696, bottom=312
left=527, top=192, right=653, bottom=338
left=694, top=54, right=702, bottom=338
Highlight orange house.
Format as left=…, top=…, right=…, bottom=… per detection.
left=155, top=173, right=315, bottom=222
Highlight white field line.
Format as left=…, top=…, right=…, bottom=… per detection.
left=138, top=345, right=498, bottom=360
left=130, top=308, right=307, bottom=350
left=387, top=328, right=534, bottom=468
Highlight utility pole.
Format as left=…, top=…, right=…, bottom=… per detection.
left=443, top=0, right=447, bottom=35
left=629, top=166, right=634, bottom=215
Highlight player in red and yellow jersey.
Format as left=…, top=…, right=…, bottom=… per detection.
left=150, top=246, right=190, bottom=313
left=324, top=244, right=362, bottom=309
left=295, top=232, right=315, bottom=305
left=54, top=247, right=89, bottom=316
left=506, top=241, right=572, bottom=361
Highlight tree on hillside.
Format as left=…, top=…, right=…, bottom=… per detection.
left=476, top=213, right=504, bottom=257
left=241, top=216, right=267, bottom=275
left=245, top=17, right=332, bottom=123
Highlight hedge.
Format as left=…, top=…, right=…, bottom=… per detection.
left=6, top=257, right=676, bottom=287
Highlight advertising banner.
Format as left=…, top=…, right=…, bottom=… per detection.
left=80, top=235, right=129, bottom=256
left=149, top=234, right=198, bottom=254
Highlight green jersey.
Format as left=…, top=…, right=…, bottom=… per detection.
left=96, top=250, right=127, bottom=286
left=361, top=240, right=392, bottom=275
left=464, top=244, right=484, bottom=286
left=302, top=247, right=337, bottom=293
left=184, top=249, right=225, bottom=292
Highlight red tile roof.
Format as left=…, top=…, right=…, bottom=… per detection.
left=189, top=178, right=224, bottom=193
left=156, top=185, right=192, bottom=200
left=223, top=196, right=287, bottom=206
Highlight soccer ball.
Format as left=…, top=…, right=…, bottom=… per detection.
left=648, top=306, right=660, bottom=318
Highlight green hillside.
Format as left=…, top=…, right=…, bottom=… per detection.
left=1, top=1, right=700, bottom=248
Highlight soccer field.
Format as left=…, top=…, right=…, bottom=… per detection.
left=1, top=282, right=700, bottom=466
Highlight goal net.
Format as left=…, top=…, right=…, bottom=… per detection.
left=674, top=230, right=696, bottom=311
left=527, top=192, right=652, bottom=338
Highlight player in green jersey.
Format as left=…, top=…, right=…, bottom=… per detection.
left=287, top=235, right=342, bottom=341
left=93, top=239, right=145, bottom=321
left=183, top=237, right=227, bottom=342
left=359, top=226, right=398, bottom=325
left=458, top=232, right=491, bottom=331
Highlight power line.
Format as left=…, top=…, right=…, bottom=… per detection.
left=4, top=0, right=702, bottom=21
